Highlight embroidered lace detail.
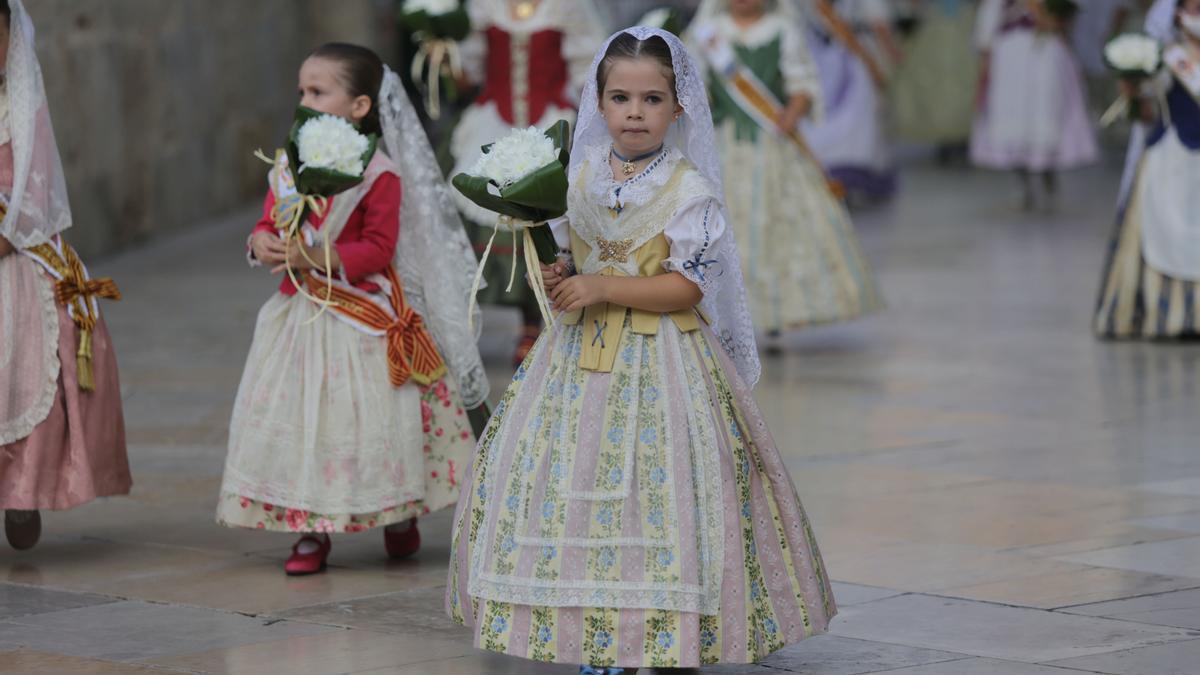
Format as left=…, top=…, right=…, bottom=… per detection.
left=0, top=256, right=61, bottom=445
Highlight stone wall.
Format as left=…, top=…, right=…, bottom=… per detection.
left=27, top=0, right=396, bottom=258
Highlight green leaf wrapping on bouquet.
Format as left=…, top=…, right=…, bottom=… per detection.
left=401, top=7, right=470, bottom=41
left=660, top=11, right=684, bottom=38
left=285, top=106, right=379, bottom=198
left=451, top=120, right=572, bottom=265
left=1042, top=0, right=1079, bottom=20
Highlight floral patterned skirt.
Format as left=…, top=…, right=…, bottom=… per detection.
left=216, top=293, right=475, bottom=533
left=217, top=380, right=473, bottom=533
left=446, top=318, right=835, bottom=668
left=720, top=122, right=883, bottom=332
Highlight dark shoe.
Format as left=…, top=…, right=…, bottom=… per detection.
left=4, top=510, right=41, bottom=550
left=384, top=518, right=421, bottom=559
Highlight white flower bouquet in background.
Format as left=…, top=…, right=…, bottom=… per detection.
left=1101, top=33, right=1163, bottom=127
left=1105, top=33, right=1162, bottom=78
left=401, top=0, right=470, bottom=119
left=453, top=120, right=572, bottom=328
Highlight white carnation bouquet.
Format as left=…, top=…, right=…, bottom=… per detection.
left=453, top=121, right=572, bottom=328
left=470, top=126, right=558, bottom=189
left=1101, top=33, right=1162, bottom=127
left=296, top=115, right=371, bottom=177
left=254, top=106, right=378, bottom=311
left=1105, top=33, right=1162, bottom=78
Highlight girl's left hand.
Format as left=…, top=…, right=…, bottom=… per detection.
left=776, top=107, right=803, bottom=134
left=550, top=274, right=608, bottom=313
left=271, top=240, right=322, bottom=275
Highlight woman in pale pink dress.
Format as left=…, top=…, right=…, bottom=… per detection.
left=0, top=0, right=130, bottom=551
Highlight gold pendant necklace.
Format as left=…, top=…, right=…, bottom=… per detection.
left=514, top=0, right=535, bottom=20
left=611, top=145, right=664, bottom=178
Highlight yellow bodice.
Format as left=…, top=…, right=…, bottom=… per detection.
left=560, top=229, right=701, bottom=373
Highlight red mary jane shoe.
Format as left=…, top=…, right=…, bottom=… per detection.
left=284, top=534, right=331, bottom=575
left=384, top=519, right=420, bottom=559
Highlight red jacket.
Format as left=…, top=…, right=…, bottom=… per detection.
left=252, top=173, right=401, bottom=296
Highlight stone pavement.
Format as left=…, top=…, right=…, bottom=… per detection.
left=3, top=161, right=1200, bottom=674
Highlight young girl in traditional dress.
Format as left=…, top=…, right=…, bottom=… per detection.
left=452, top=0, right=604, bottom=366
left=802, top=0, right=903, bottom=202
left=1095, top=0, right=1200, bottom=337
left=216, top=44, right=488, bottom=575
left=447, top=27, right=835, bottom=673
left=891, top=0, right=981, bottom=156
left=971, top=0, right=1098, bottom=208
left=0, top=0, right=130, bottom=552
left=690, top=0, right=882, bottom=339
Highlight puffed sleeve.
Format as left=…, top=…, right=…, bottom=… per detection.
left=975, top=0, right=1005, bottom=51
left=335, top=173, right=402, bottom=282
left=547, top=214, right=571, bottom=250
left=661, top=197, right=725, bottom=294
left=779, top=16, right=825, bottom=123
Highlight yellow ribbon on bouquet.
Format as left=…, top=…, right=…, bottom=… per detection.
left=254, top=149, right=336, bottom=323
left=411, top=39, right=463, bottom=120
left=467, top=215, right=556, bottom=333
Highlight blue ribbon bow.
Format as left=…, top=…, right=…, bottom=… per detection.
left=683, top=256, right=721, bottom=282
left=591, top=319, right=608, bottom=348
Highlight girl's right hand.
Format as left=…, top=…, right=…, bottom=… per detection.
left=251, top=231, right=286, bottom=265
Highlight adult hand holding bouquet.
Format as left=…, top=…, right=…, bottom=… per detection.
left=255, top=106, right=378, bottom=311
left=452, top=120, right=571, bottom=329
left=401, top=0, right=471, bottom=119
left=1100, top=33, right=1163, bottom=127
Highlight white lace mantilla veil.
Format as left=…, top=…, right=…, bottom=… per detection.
left=572, top=26, right=762, bottom=387
left=0, top=0, right=69, bottom=445
left=1146, top=0, right=1178, bottom=43
left=0, top=0, right=71, bottom=249
left=378, top=67, right=490, bottom=408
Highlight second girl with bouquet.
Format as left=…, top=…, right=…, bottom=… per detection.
left=216, top=43, right=488, bottom=575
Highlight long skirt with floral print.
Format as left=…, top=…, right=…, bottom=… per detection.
left=446, top=317, right=836, bottom=668
left=217, top=379, right=474, bottom=533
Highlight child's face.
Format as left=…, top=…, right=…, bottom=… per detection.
left=1181, top=0, right=1200, bottom=17
left=298, top=56, right=370, bottom=125
left=599, top=58, right=682, bottom=157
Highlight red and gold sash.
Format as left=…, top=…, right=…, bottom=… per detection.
left=22, top=236, right=121, bottom=391
left=303, top=265, right=446, bottom=388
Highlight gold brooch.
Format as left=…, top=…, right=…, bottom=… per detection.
left=596, top=237, right=634, bottom=263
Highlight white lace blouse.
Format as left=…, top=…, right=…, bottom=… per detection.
left=550, top=144, right=726, bottom=292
